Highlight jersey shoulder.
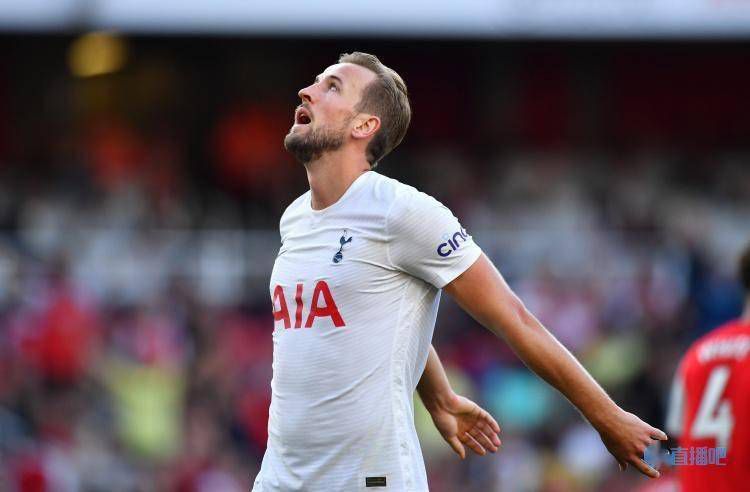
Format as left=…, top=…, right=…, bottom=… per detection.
left=682, top=319, right=750, bottom=373
left=367, top=171, right=423, bottom=206
left=688, top=319, right=750, bottom=354
left=369, top=172, right=450, bottom=226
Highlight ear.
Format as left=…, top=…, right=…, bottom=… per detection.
left=351, top=114, right=381, bottom=140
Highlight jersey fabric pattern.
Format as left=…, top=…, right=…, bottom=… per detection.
left=665, top=319, right=750, bottom=492
left=252, top=171, right=482, bottom=492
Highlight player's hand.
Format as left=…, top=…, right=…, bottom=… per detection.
left=428, top=393, right=501, bottom=459
left=596, top=409, right=668, bottom=478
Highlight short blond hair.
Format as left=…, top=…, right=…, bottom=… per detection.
left=339, top=52, right=411, bottom=167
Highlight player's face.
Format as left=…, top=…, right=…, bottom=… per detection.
left=284, top=63, right=376, bottom=164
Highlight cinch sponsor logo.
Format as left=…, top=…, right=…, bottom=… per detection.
left=437, top=228, right=470, bottom=257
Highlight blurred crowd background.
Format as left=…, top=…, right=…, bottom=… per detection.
left=0, top=35, right=749, bottom=492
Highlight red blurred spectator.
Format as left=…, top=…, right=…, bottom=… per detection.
left=83, top=116, right=146, bottom=190
left=212, top=102, right=290, bottom=194
left=9, top=452, right=46, bottom=492
left=18, top=278, right=101, bottom=385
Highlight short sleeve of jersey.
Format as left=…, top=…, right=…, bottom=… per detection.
left=386, top=189, right=482, bottom=289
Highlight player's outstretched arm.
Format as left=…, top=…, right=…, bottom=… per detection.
left=443, top=254, right=668, bottom=478
left=417, top=344, right=502, bottom=459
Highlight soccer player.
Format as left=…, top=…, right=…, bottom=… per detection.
left=665, top=243, right=750, bottom=491
left=253, top=52, right=666, bottom=491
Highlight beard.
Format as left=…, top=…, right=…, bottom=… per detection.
left=283, top=118, right=351, bottom=164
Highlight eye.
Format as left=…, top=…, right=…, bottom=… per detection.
left=328, top=82, right=339, bottom=92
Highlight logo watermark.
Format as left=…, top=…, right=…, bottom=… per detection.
left=645, top=444, right=726, bottom=468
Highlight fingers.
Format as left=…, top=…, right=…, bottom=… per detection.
left=649, top=427, right=668, bottom=441
left=478, top=421, right=502, bottom=447
left=477, top=409, right=502, bottom=447
left=469, top=427, right=498, bottom=453
left=459, top=431, right=487, bottom=456
left=630, top=456, right=660, bottom=479
left=447, top=435, right=466, bottom=460
left=604, top=414, right=666, bottom=478
left=479, top=408, right=501, bottom=434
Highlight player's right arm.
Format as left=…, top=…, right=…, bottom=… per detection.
left=443, top=253, right=668, bottom=478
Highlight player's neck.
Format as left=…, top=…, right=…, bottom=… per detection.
left=304, top=150, right=370, bottom=211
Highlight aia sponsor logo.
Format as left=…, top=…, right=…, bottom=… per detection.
left=437, top=228, right=470, bottom=257
left=271, top=280, right=345, bottom=329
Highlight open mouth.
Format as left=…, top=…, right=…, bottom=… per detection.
left=295, top=107, right=312, bottom=125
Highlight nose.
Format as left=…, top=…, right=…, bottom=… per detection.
left=298, top=85, right=313, bottom=104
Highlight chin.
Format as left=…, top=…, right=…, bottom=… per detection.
left=283, top=131, right=305, bottom=154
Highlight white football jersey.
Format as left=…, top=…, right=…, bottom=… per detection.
left=252, top=170, right=482, bottom=492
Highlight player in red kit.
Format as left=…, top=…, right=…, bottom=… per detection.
left=666, top=242, right=750, bottom=491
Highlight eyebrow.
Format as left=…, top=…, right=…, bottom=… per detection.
left=314, top=74, right=344, bottom=86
